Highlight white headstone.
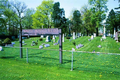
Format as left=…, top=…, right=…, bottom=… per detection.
left=0, top=46, right=3, bottom=51
left=91, top=35, right=94, bottom=40
left=114, top=28, right=116, bottom=38
left=41, top=35, right=43, bottom=38
left=12, top=42, right=15, bottom=45
left=73, top=32, right=75, bottom=40
left=39, top=45, right=43, bottom=49
left=46, top=36, right=49, bottom=42
left=94, top=33, right=96, bottom=37
left=53, top=35, right=55, bottom=42
left=62, top=34, right=64, bottom=42
left=44, top=44, right=50, bottom=47
left=115, top=32, right=118, bottom=41
left=102, top=26, right=106, bottom=39
left=80, top=33, right=81, bottom=36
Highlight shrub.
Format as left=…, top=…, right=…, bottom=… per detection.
left=0, top=40, right=2, bottom=45
left=39, top=38, right=43, bottom=41
left=118, top=37, right=120, bottom=42
left=4, top=38, right=11, bottom=44
left=73, top=41, right=76, bottom=46
left=66, top=37, right=70, bottom=39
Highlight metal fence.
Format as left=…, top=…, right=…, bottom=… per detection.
left=0, top=46, right=120, bottom=75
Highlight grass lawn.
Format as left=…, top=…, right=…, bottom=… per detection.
left=0, top=36, right=120, bottom=80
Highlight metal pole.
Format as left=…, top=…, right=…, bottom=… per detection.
left=71, top=51, right=73, bottom=71
left=26, top=48, right=28, bottom=63
left=59, top=29, right=62, bottom=64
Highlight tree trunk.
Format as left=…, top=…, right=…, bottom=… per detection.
left=96, top=28, right=99, bottom=36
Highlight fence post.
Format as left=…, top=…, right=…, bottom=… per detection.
left=26, top=48, right=28, bottom=63
left=71, top=48, right=75, bottom=71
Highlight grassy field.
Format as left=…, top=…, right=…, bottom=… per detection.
left=0, top=36, right=120, bottom=80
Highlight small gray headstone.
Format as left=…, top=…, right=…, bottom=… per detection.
left=98, top=45, right=102, bottom=48
left=5, top=44, right=14, bottom=47
left=39, top=45, right=43, bottom=49
left=0, top=46, right=3, bottom=51
left=44, top=44, right=50, bottom=47
left=54, top=43, right=58, bottom=45
left=88, top=39, right=91, bottom=41
left=12, top=42, right=15, bottom=45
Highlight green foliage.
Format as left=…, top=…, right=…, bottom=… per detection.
left=0, top=40, right=2, bottom=45
left=73, top=41, right=76, bottom=46
left=22, top=8, right=35, bottom=29
left=106, top=9, right=120, bottom=33
left=39, top=38, right=43, bottom=41
left=32, top=0, right=54, bottom=29
left=52, top=2, right=68, bottom=33
left=4, top=38, right=11, bottom=44
left=72, top=10, right=82, bottom=33
left=88, top=0, right=108, bottom=36
left=66, top=36, right=70, bottom=39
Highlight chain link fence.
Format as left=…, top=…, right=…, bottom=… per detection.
left=0, top=46, right=120, bottom=75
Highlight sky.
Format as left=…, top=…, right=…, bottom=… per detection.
left=17, top=0, right=119, bottom=18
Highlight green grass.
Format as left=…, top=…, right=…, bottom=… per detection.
left=0, top=36, right=120, bottom=80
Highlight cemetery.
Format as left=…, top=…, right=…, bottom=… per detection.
left=0, top=0, right=120, bottom=79
left=0, top=35, right=120, bottom=79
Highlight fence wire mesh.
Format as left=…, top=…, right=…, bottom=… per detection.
left=0, top=46, right=120, bottom=75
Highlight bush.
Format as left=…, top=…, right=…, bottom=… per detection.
left=4, top=38, right=11, bottom=44
left=0, top=40, right=2, bottom=45
left=118, top=37, right=120, bottom=42
left=66, top=37, right=70, bottom=39
left=39, top=38, right=43, bottom=41
left=73, top=41, right=76, bottom=46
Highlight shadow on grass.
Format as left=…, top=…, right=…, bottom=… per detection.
left=0, top=56, right=15, bottom=59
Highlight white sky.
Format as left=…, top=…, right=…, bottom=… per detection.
left=17, top=0, right=119, bottom=18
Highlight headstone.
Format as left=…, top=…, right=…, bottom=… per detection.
left=72, top=48, right=75, bottom=51
left=39, top=45, right=43, bottom=49
left=28, top=34, right=30, bottom=38
left=44, top=44, right=50, bottom=47
left=46, top=36, right=49, bottom=42
left=76, top=44, right=84, bottom=49
left=12, top=42, right=15, bottom=45
left=115, top=32, right=118, bottom=42
left=114, top=28, right=116, bottom=38
left=94, top=33, right=96, bottom=37
left=62, top=34, right=64, bottom=42
left=73, top=32, right=75, bottom=40
left=91, top=35, right=94, bottom=40
left=102, top=26, right=106, bottom=39
left=41, top=35, right=44, bottom=38
left=98, top=45, right=102, bottom=48
left=82, top=34, right=83, bottom=37
left=22, top=41, right=25, bottom=44
left=31, top=43, right=33, bottom=46
left=76, top=45, right=79, bottom=49
left=88, top=39, right=91, bottom=41
left=57, top=40, right=60, bottom=44
left=54, top=43, right=58, bottom=45
left=77, top=33, right=80, bottom=37
left=80, top=33, right=81, bottom=37
left=5, top=44, right=14, bottom=47
left=0, top=46, right=3, bottom=51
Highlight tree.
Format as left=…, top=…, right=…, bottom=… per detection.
left=23, top=8, right=35, bottom=29
left=10, top=0, right=27, bottom=58
left=106, top=9, right=120, bottom=33
left=32, top=0, right=54, bottom=29
left=88, top=0, right=108, bottom=36
left=71, top=10, right=82, bottom=33
left=52, top=2, right=68, bottom=34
